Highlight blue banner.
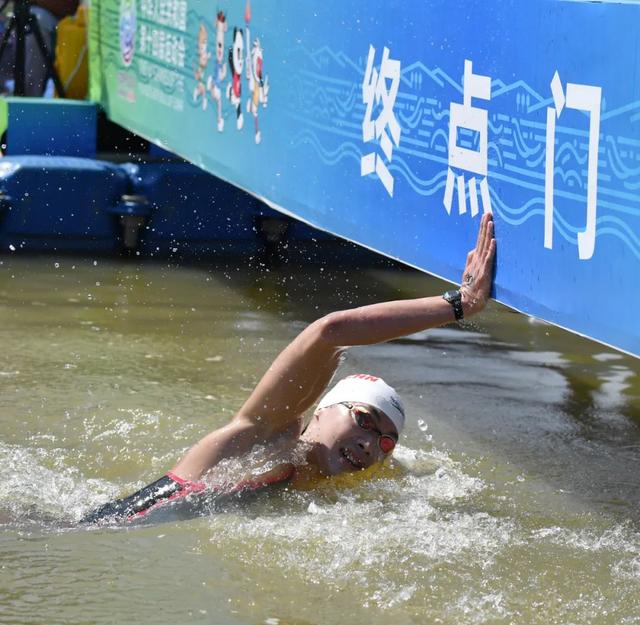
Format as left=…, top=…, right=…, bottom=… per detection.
left=91, top=0, right=640, bottom=357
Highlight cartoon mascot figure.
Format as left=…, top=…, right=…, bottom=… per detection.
left=246, top=37, right=269, bottom=144
left=226, top=27, right=244, bottom=130
left=193, top=23, right=211, bottom=110
left=207, top=11, right=227, bottom=132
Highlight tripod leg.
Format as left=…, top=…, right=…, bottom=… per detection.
left=27, top=13, right=66, bottom=98
left=14, top=1, right=28, bottom=95
left=0, top=16, right=16, bottom=67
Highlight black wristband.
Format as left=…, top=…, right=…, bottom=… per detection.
left=442, top=289, right=464, bottom=321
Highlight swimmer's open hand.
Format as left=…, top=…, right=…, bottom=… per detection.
left=460, top=213, right=496, bottom=317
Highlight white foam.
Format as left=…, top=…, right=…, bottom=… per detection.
left=205, top=446, right=511, bottom=609
left=0, top=442, right=117, bottom=523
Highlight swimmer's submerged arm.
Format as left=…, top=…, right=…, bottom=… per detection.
left=171, top=322, right=344, bottom=481
left=171, top=418, right=267, bottom=481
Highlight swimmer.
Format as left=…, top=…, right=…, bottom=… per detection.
left=82, top=214, right=496, bottom=523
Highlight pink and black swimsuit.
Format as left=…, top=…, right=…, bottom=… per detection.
left=81, top=467, right=295, bottom=524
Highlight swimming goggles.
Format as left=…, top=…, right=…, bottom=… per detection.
left=340, top=401, right=397, bottom=454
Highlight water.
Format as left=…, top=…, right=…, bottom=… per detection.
left=0, top=256, right=639, bottom=625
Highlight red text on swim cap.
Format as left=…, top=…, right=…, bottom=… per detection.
left=347, top=374, right=380, bottom=382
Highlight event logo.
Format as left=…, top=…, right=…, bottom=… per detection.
left=119, top=0, right=136, bottom=67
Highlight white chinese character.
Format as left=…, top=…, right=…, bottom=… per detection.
left=139, top=23, right=148, bottom=55
left=172, top=34, right=180, bottom=68
left=151, top=28, right=159, bottom=58
left=169, top=0, right=178, bottom=29
left=161, top=0, right=170, bottom=25
left=175, top=37, right=185, bottom=69
left=140, top=0, right=152, bottom=19
left=162, top=31, right=170, bottom=64
left=164, top=32, right=172, bottom=65
left=443, top=59, right=492, bottom=217
left=176, top=0, right=187, bottom=32
left=360, top=45, right=401, bottom=197
left=144, top=28, right=153, bottom=55
left=545, top=71, right=601, bottom=260
left=166, top=33, right=175, bottom=66
left=157, top=29, right=166, bottom=62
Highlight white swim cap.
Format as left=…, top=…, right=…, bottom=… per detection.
left=316, top=374, right=405, bottom=434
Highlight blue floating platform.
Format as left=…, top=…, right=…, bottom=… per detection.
left=0, top=98, right=97, bottom=158
left=126, top=161, right=263, bottom=257
left=0, top=156, right=129, bottom=252
left=0, top=152, right=345, bottom=260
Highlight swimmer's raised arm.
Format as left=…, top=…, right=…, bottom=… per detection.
left=236, top=213, right=495, bottom=422
left=172, top=214, right=495, bottom=480
left=310, top=211, right=496, bottom=345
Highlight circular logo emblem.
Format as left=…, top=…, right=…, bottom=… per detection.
left=119, top=0, right=136, bottom=67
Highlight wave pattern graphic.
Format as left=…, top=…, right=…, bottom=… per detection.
left=286, top=47, right=640, bottom=262
left=294, top=126, right=640, bottom=261
left=291, top=130, right=362, bottom=168
left=291, top=129, right=449, bottom=197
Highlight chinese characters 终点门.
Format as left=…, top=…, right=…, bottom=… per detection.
left=361, top=45, right=401, bottom=197
left=545, top=71, right=602, bottom=260
left=444, top=59, right=493, bottom=218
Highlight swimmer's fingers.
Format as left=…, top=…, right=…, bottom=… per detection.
left=461, top=214, right=492, bottom=283
left=461, top=215, right=496, bottom=316
left=481, top=218, right=495, bottom=262
left=485, top=228, right=496, bottom=264
left=476, top=212, right=492, bottom=257
left=462, top=250, right=473, bottom=279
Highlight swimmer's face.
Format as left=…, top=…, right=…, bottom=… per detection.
left=305, top=402, right=398, bottom=476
